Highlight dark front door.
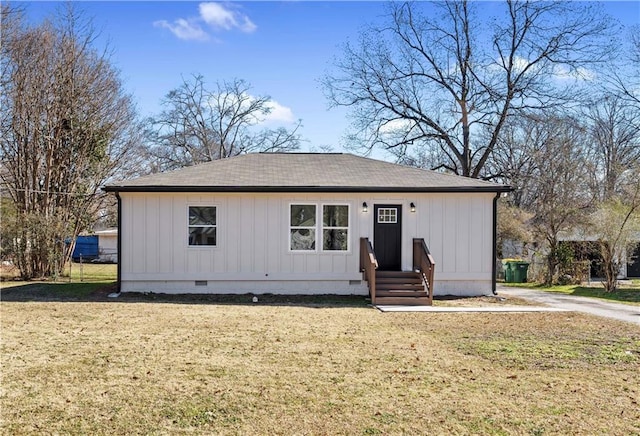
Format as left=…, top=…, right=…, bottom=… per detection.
left=374, top=204, right=402, bottom=271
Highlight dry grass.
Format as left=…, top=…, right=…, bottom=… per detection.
left=502, top=281, right=640, bottom=305
left=434, top=295, right=536, bottom=307
left=1, top=301, right=639, bottom=435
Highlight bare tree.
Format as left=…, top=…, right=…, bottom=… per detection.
left=489, top=99, right=639, bottom=285
left=0, top=4, right=140, bottom=278
left=323, top=0, right=614, bottom=178
left=584, top=94, right=640, bottom=201
left=512, top=115, right=593, bottom=285
left=144, top=75, right=302, bottom=172
left=497, top=200, right=533, bottom=258
left=485, top=113, right=553, bottom=209
left=609, top=25, right=640, bottom=106
left=590, top=175, right=640, bottom=292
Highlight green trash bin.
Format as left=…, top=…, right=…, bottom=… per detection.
left=503, top=261, right=514, bottom=283
left=512, top=262, right=530, bottom=283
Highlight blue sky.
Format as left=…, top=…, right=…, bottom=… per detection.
left=21, top=1, right=640, bottom=155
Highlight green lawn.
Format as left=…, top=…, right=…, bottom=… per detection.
left=0, top=263, right=117, bottom=300
left=502, top=281, right=640, bottom=305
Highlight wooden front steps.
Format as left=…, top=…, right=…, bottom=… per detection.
left=374, top=271, right=430, bottom=306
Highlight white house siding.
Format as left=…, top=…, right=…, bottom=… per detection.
left=120, top=192, right=495, bottom=296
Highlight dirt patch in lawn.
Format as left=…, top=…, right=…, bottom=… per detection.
left=434, top=294, right=535, bottom=307
left=2, top=301, right=638, bottom=435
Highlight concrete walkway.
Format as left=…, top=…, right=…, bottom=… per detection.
left=497, top=285, right=640, bottom=325
left=376, top=305, right=567, bottom=313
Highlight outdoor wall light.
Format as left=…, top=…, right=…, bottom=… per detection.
left=362, top=202, right=368, bottom=213
left=410, top=202, right=416, bottom=213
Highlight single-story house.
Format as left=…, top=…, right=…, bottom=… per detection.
left=104, top=153, right=510, bottom=304
left=557, top=232, right=640, bottom=280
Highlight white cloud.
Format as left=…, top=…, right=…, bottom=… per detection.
left=199, top=2, right=257, bottom=33
left=264, top=100, right=295, bottom=124
left=492, top=55, right=596, bottom=83
left=552, top=65, right=596, bottom=82
left=155, top=2, right=257, bottom=41
left=153, top=19, right=209, bottom=42
left=210, top=93, right=295, bottom=125
left=512, top=56, right=531, bottom=74
left=378, top=118, right=413, bottom=134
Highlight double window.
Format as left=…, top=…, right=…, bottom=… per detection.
left=188, top=206, right=217, bottom=246
left=290, top=204, right=349, bottom=251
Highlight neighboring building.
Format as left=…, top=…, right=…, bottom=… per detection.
left=558, top=231, right=640, bottom=279
left=95, top=229, right=118, bottom=263
left=104, top=153, right=510, bottom=303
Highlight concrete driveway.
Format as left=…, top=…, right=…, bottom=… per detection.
left=498, top=285, right=640, bottom=325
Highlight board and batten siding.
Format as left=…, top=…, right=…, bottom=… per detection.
left=120, top=192, right=494, bottom=296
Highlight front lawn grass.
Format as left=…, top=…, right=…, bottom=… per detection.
left=0, top=263, right=117, bottom=300
left=1, top=301, right=639, bottom=435
left=503, top=281, right=640, bottom=305
left=1, top=262, right=117, bottom=284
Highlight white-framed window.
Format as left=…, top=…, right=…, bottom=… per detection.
left=290, top=204, right=316, bottom=251
left=289, top=203, right=350, bottom=252
left=322, top=204, right=349, bottom=251
left=188, top=206, right=217, bottom=246
left=377, top=207, right=397, bottom=223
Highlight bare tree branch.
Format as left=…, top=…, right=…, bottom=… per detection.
left=143, top=75, right=301, bottom=171
left=323, top=0, right=615, bottom=177
left=583, top=94, right=640, bottom=201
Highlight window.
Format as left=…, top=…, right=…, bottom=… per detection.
left=289, top=204, right=350, bottom=252
left=290, top=204, right=316, bottom=250
left=322, top=205, right=349, bottom=251
left=188, top=206, right=217, bottom=246
left=377, top=207, right=397, bottom=223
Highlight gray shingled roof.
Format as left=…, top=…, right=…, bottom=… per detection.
left=104, top=153, right=509, bottom=193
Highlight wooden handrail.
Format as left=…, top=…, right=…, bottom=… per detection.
left=360, top=237, right=378, bottom=304
left=413, top=238, right=435, bottom=305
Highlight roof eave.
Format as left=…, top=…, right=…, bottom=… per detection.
left=103, top=185, right=513, bottom=194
